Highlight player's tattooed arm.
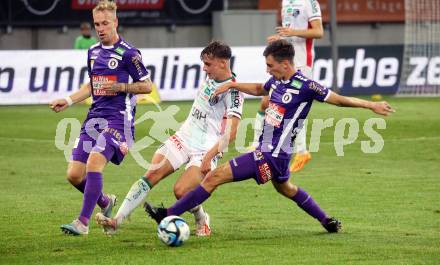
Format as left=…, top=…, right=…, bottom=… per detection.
left=104, top=78, right=153, bottom=94
left=49, top=83, right=91, bottom=112
left=214, top=82, right=268, bottom=97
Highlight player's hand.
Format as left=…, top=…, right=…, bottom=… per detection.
left=276, top=27, right=294, bottom=37
left=101, top=81, right=123, bottom=93
left=200, top=155, right=213, bottom=176
left=213, top=83, right=232, bottom=98
left=49, top=99, right=69, bottom=113
left=267, top=34, right=281, bottom=43
left=371, top=101, right=395, bottom=116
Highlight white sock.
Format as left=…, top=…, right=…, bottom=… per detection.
left=114, top=178, right=151, bottom=225
left=295, top=126, right=307, bottom=154
left=189, top=205, right=205, bottom=223
left=252, top=111, right=265, bottom=148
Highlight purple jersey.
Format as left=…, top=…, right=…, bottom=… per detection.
left=259, top=70, right=331, bottom=159
left=86, top=37, right=149, bottom=128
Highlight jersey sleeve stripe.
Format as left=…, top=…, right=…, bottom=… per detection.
left=323, top=89, right=332, bottom=102
left=139, top=74, right=150, bottom=81
left=308, top=16, right=322, bottom=21
left=227, top=111, right=242, bottom=119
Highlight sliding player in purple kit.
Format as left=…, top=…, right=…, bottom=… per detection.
left=145, top=39, right=395, bottom=233
left=49, top=0, right=153, bottom=235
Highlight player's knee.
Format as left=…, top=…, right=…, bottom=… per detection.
left=85, top=152, right=106, bottom=172
left=274, top=181, right=297, bottom=198
left=66, top=168, right=83, bottom=185
left=173, top=183, right=188, bottom=199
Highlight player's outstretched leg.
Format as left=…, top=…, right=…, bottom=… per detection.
left=322, top=217, right=342, bottom=233
left=272, top=180, right=342, bottom=233
left=174, top=166, right=211, bottom=236
left=144, top=202, right=168, bottom=224
left=145, top=162, right=234, bottom=225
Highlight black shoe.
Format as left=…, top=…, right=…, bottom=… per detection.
left=144, top=202, right=168, bottom=224
left=322, top=217, right=342, bottom=233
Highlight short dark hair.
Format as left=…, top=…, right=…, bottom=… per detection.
left=263, top=39, right=295, bottom=64
left=200, top=40, right=232, bottom=60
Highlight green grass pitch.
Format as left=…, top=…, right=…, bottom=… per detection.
left=0, top=97, right=439, bottom=264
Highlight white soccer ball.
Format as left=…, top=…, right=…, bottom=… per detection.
left=157, top=215, right=190, bottom=247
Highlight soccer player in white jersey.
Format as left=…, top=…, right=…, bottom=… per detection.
left=95, top=41, right=244, bottom=236
left=252, top=0, right=323, bottom=173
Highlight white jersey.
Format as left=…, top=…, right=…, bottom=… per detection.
left=282, top=0, right=322, bottom=68
left=177, top=76, right=244, bottom=151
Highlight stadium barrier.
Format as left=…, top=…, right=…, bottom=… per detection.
left=0, top=45, right=436, bottom=105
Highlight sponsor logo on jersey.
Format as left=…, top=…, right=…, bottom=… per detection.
left=265, top=102, right=285, bottom=128
left=310, top=0, right=319, bottom=13
left=115, top=47, right=126, bottom=55
left=292, top=9, right=300, bottom=17
left=291, top=79, right=303, bottom=89
left=108, top=58, right=118, bottom=69
left=92, top=75, right=117, bottom=96
left=104, top=127, right=123, bottom=141
left=282, top=92, right=293, bottom=103
left=230, top=89, right=241, bottom=108
left=208, top=94, right=219, bottom=106
left=286, top=88, right=299, bottom=95
left=191, top=107, right=207, bottom=121
left=110, top=53, right=123, bottom=61
left=131, top=53, right=145, bottom=77
left=309, top=81, right=326, bottom=96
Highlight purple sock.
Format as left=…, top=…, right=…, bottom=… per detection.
left=168, top=185, right=211, bottom=216
left=78, top=172, right=103, bottom=225
left=72, top=179, right=109, bottom=209
left=291, top=187, right=327, bottom=224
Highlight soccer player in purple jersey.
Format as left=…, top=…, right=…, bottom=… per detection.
left=49, top=0, right=153, bottom=235
left=145, top=39, right=395, bottom=233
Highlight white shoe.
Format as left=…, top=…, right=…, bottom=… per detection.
left=195, top=212, right=211, bottom=237
left=95, top=212, right=118, bottom=235
left=60, top=219, right=89, bottom=236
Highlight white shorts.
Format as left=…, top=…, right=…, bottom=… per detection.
left=155, top=134, right=219, bottom=171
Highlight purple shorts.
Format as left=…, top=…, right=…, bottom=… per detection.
left=71, top=126, right=129, bottom=165
left=229, top=150, right=290, bottom=185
